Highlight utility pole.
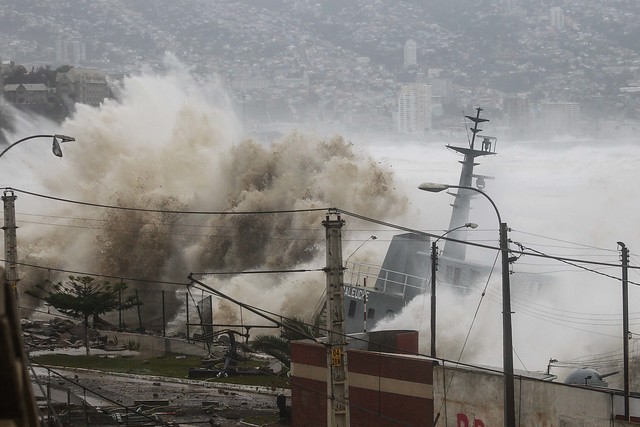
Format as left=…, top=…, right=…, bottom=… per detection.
left=618, top=241, right=630, bottom=421
left=323, top=212, right=350, bottom=427
left=430, top=241, right=438, bottom=358
left=501, top=222, right=516, bottom=427
left=3, top=190, right=19, bottom=302
left=427, top=223, right=477, bottom=359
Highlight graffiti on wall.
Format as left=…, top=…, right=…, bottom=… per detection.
left=457, top=413, right=485, bottom=427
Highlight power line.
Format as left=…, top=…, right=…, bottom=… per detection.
left=336, top=208, right=640, bottom=271
left=193, top=268, right=324, bottom=275
left=7, top=188, right=640, bottom=342
left=514, top=242, right=640, bottom=286
left=510, top=229, right=616, bottom=252
left=27, top=361, right=170, bottom=426
left=0, top=257, right=190, bottom=287
left=6, top=186, right=331, bottom=215
left=7, top=186, right=637, bottom=271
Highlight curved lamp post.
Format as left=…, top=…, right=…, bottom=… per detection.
left=2, top=134, right=75, bottom=300
left=0, top=133, right=74, bottom=427
left=344, top=235, right=377, bottom=265
left=419, top=181, right=515, bottom=427
left=430, top=222, right=477, bottom=358
left=0, top=134, right=75, bottom=159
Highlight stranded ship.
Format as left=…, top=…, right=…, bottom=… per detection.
left=314, top=108, right=498, bottom=334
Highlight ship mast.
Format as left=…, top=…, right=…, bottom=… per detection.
left=442, top=107, right=496, bottom=260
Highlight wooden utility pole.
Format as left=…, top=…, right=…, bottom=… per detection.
left=323, top=213, right=350, bottom=427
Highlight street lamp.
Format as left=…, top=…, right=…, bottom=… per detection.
left=419, top=181, right=516, bottom=427
left=430, top=222, right=477, bottom=358
left=2, top=134, right=75, bottom=300
left=0, top=134, right=75, bottom=160
left=0, top=133, right=75, bottom=426
left=344, top=235, right=377, bottom=265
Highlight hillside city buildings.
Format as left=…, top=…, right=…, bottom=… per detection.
left=1, top=1, right=639, bottom=140
left=0, top=60, right=109, bottom=111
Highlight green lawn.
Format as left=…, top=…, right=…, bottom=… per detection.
left=30, top=354, right=290, bottom=389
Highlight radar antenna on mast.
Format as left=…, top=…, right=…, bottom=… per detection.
left=443, top=107, right=497, bottom=260
left=465, top=107, right=490, bottom=150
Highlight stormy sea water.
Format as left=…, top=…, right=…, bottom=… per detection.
left=2, top=59, right=639, bottom=382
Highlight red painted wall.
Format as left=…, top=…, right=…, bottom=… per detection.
left=291, top=339, right=434, bottom=426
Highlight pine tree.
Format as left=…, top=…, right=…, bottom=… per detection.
left=27, top=276, right=140, bottom=355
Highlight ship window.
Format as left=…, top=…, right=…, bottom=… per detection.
left=347, top=300, right=357, bottom=318
left=368, top=308, right=375, bottom=320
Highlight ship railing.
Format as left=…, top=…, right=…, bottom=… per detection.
left=344, top=260, right=427, bottom=298
left=311, top=261, right=427, bottom=330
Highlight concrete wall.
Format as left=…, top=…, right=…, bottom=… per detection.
left=104, top=331, right=210, bottom=357
left=291, top=335, right=640, bottom=426
left=434, top=365, right=639, bottom=426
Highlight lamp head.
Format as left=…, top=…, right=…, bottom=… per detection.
left=52, top=134, right=75, bottom=158
left=465, top=222, right=478, bottom=229
left=418, top=182, right=450, bottom=193
left=54, top=134, right=75, bottom=143
left=52, top=136, right=63, bottom=157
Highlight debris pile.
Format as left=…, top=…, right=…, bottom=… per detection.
left=21, top=318, right=110, bottom=352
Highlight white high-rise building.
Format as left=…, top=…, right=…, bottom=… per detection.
left=550, top=7, right=565, bottom=30
left=397, top=83, right=432, bottom=134
left=55, top=39, right=69, bottom=64
left=71, top=41, right=86, bottom=64
left=503, top=95, right=531, bottom=138
left=403, top=39, right=417, bottom=68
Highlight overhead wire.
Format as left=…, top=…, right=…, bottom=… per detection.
left=6, top=186, right=331, bottom=215
left=512, top=241, right=640, bottom=286
left=27, top=361, right=171, bottom=426
left=6, top=187, right=640, bottom=394
left=5, top=229, right=632, bottom=343
left=510, top=229, right=617, bottom=252
left=21, top=245, right=625, bottom=345
left=6, top=186, right=639, bottom=271
left=433, top=250, right=500, bottom=423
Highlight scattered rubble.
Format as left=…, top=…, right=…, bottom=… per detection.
left=21, top=318, right=106, bottom=352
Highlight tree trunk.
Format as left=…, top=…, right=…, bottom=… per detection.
left=84, top=315, right=90, bottom=356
